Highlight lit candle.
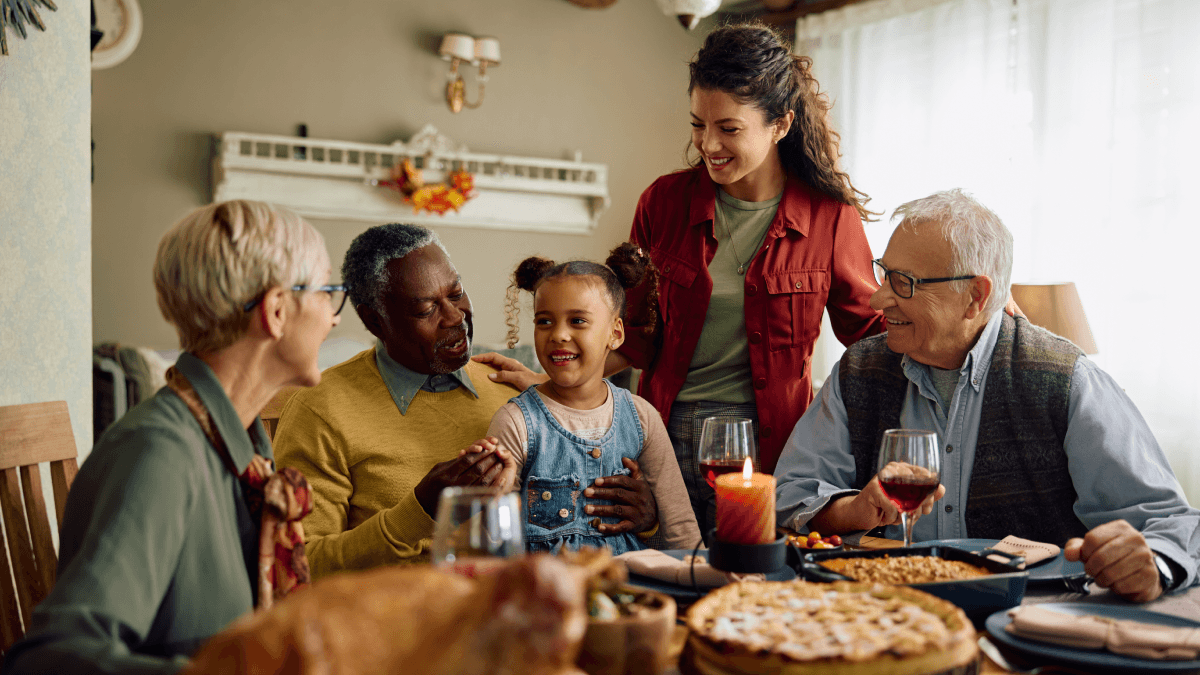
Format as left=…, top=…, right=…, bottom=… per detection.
left=714, top=458, right=776, bottom=545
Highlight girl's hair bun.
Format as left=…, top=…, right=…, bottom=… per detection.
left=514, top=256, right=556, bottom=292
left=605, top=242, right=652, bottom=290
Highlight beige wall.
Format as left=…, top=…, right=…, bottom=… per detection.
left=92, top=0, right=708, bottom=351
left=0, top=0, right=92, bottom=457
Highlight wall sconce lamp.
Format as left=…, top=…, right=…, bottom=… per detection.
left=439, top=33, right=500, bottom=113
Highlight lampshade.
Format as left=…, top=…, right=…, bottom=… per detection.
left=439, top=33, right=476, bottom=62
left=474, top=37, right=501, bottom=65
left=655, top=0, right=722, bottom=29
left=1009, top=282, right=1098, bottom=354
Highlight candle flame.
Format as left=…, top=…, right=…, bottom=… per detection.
left=742, top=457, right=753, bottom=480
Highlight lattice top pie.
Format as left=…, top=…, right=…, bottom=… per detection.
left=685, top=581, right=977, bottom=675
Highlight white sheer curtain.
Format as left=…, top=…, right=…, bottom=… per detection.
left=801, top=0, right=1200, bottom=503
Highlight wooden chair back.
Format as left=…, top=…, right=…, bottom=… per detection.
left=0, top=401, right=78, bottom=656
left=260, top=386, right=302, bottom=441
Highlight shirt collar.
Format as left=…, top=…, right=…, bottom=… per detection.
left=901, top=309, right=1005, bottom=394
left=373, top=338, right=478, bottom=414
left=175, top=352, right=272, bottom=471
left=687, top=168, right=812, bottom=237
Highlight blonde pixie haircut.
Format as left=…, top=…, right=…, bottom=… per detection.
left=154, top=200, right=329, bottom=354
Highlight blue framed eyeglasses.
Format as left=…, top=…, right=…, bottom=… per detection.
left=243, top=284, right=349, bottom=315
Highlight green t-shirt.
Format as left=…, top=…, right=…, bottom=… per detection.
left=676, top=188, right=782, bottom=404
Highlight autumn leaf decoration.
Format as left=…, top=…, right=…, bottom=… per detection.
left=375, top=158, right=477, bottom=216
left=1, top=0, right=58, bottom=56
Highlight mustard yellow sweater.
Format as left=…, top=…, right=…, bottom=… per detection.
left=273, top=348, right=518, bottom=578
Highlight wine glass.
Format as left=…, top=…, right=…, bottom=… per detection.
left=697, top=416, right=758, bottom=488
left=875, top=429, right=941, bottom=547
left=430, top=486, right=524, bottom=577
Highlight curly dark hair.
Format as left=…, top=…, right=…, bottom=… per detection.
left=504, top=242, right=660, bottom=349
left=688, top=22, right=877, bottom=221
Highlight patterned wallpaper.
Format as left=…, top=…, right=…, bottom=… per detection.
left=0, top=0, right=92, bottom=460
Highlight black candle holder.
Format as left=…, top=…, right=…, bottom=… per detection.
left=706, top=528, right=787, bottom=574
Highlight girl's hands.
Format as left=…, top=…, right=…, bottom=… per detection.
left=457, top=437, right=518, bottom=493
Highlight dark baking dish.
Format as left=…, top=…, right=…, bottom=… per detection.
left=791, top=544, right=1029, bottom=626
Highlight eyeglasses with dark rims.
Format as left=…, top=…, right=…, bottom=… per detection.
left=243, top=284, right=349, bottom=315
left=872, top=260, right=975, bottom=299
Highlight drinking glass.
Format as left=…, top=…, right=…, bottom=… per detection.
left=430, top=486, right=524, bottom=577
left=697, top=416, right=758, bottom=488
left=875, top=429, right=941, bottom=547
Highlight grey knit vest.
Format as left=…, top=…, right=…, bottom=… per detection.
left=840, top=314, right=1088, bottom=543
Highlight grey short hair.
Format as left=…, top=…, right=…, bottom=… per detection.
left=342, top=223, right=448, bottom=318
left=154, top=200, right=327, bottom=353
left=893, top=189, right=1013, bottom=315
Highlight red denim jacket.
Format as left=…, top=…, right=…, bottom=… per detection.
left=621, top=168, right=884, bottom=473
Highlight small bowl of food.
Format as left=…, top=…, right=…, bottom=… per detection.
left=787, top=531, right=843, bottom=551
left=557, top=547, right=677, bottom=675
left=579, top=587, right=676, bottom=675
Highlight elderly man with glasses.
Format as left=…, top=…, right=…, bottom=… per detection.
left=775, top=189, right=1198, bottom=602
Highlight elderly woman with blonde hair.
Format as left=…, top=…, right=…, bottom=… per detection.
left=2, top=200, right=345, bottom=674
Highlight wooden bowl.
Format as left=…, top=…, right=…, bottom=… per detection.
left=577, top=589, right=677, bottom=675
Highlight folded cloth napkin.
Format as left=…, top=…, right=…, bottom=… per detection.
left=990, top=535, right=1062, bottom=568
left=1006, top=605, right=1200, bottom=660
left=616, top=550, right=762, bottom=588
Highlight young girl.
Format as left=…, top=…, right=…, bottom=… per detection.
left=473, top=244, right=700, bottom=554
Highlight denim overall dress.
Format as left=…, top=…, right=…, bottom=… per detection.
left=515, top=381, right=647, bottom=554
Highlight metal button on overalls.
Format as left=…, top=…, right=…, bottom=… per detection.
left=541, top=491, right=552, bottom=501
left=559, top=508, right=570, bottom=518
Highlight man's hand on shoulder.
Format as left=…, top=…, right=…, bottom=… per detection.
left=413, top=437, right=511, bottom=516
left=1064, top=519, right=1162, bottom=603
left=472, top=352, right=549, bottom=391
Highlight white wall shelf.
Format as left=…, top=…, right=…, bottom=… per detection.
left=212, top=125, right=609, bottom=234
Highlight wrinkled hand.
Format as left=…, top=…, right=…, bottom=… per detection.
left=1064, top=520, right=1162, bottom=603
left=842, top=465, right=945, bottom=532
left=1004, top=293, right=1025, bottom=318
left=583, top=457, right=657, bottom=535
left=472, top=352, right=549, bottom=391
left=413, top=437, right=510, bottom=516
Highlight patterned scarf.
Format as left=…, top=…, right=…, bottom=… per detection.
left=166, top=366, right=312, bottom=611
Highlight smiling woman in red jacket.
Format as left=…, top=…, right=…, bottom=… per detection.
left=612, top=23, right=884, bottom=541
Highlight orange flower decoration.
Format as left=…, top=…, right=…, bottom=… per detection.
left=376, top=159, right=476, bottom=215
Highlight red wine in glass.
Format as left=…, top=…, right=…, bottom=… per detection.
left=696, top=417, right=757, bottom=490
left=700, top=458, right=745, bottom=488
left=878, top=479, right=939, bottom=512
left=876, top=429, right=941, bottom=547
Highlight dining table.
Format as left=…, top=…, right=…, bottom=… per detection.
left=659, top=535, right=1200, bottom=674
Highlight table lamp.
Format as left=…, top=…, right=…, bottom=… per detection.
left=1009, top=283, right=1098, bottom=354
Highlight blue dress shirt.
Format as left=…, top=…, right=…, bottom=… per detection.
left=374, top=339, right=478, bottom=414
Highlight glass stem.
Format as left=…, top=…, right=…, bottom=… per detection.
left=901, top=511, right=914, bottom=547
